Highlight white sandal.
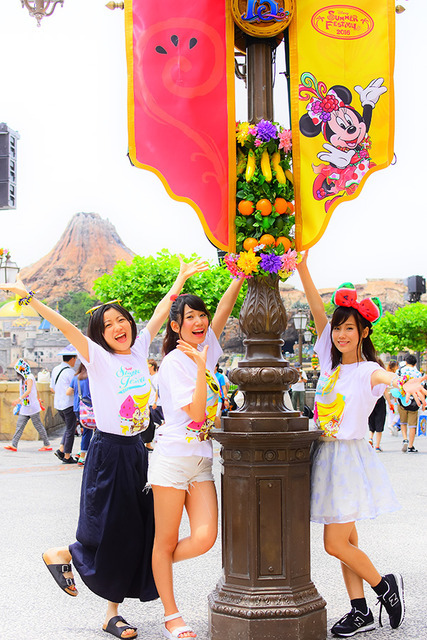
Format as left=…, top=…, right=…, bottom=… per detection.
left=163, top=612, right=196, bottom=639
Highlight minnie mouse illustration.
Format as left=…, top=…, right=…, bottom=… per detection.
left=299, top=73, right=387, bottom=212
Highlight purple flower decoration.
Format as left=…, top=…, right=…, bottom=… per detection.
left=256, top=120, right=278, bottom=142
left=260, top=253, right=283, bottom=274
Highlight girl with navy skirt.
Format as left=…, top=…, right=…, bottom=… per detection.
left=297, top=252, right=426, bottom=638
left=0, top=257, right=208, bottom=640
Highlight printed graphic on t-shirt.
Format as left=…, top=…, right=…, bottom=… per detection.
left=116, top=365, right=150, bottom=435
left=314, top=367, right=345, bottom=438
left=22, top=380, right=29, bottom=406
left=186, top=379, right=219, bottom=444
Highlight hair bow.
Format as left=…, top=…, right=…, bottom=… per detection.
left=331, top=283, right=382, bottom=325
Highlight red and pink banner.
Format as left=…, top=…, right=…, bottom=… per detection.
left=125, top=0, right=236, bottom=251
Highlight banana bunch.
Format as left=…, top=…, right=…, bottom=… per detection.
left=238, top=148, right=294, bottom=185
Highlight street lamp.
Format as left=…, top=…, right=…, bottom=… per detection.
left=293, top=311, right=308, bottom=366
left=21, top=0, right=63, bottom=27
left=0, top=251, right=19, bottom=285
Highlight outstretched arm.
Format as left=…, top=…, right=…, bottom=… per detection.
left=296, top=252, right=328, bottom=337
left=145, top=256, right=209, bottom=342
left=211, top=278, right=244, bottom=340
left=371, top=370, right=427, bottom=409
left=0, top=279, right=89, bottom=361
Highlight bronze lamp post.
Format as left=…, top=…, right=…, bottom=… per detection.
left=208, top=7, right=326, bottom=640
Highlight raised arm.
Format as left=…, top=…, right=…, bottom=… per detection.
left=211, top=278, right=244, bottom=340
left=0, top=279, right=89, bottom=361
left=296, top=252, right=328, bottom=337
left=145, top=256, right=209, bottom=341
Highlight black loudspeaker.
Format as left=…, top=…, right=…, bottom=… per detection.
left=0, top=122, right=19, bottom=209
left=407, top=276, right=426, bottom=295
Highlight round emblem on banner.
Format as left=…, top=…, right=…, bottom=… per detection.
left=232, top=0, right=294, bottom=38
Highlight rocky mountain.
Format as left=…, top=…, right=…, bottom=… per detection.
left=20, top=212, right=134, bottom=302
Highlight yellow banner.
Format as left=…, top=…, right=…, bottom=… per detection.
left=289, top=1, right=395, bottom=250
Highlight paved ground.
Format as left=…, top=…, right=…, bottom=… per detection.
left=1, top=427, right=426, bottom=640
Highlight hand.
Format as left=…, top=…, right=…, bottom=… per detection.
left=12, top=399, right=20, bottom=407
left=0, top=276, right=28, bottom=298
left=178, top=255, right=209, bottom=281
left=354, top=78, right=387, bottom=108
left=177, top=340, right=208, bottom=370
left=296, top=250, right=308, bottom=271
left=317, top=144, right=354, bottom=168
left=403, top=375, right=427, bottom=409
left=152, top=403, right=157, bottom=410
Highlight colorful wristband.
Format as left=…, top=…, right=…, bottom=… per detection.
left=18, top=291, right=35, bottom=306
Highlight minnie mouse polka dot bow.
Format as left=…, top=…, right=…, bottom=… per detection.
left=331, top=283, right=382, bottom=325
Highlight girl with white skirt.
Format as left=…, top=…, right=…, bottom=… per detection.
left=297, top=252, right=426, bottom=638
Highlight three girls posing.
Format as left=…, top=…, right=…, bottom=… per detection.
left=297, top=252, right=426, bottom=637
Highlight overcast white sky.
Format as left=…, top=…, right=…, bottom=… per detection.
left=1, top=0, right=425, bottom=290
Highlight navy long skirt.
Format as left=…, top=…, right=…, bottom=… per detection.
left=69, top=430, right=158, bottom=603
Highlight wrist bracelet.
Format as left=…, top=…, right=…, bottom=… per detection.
left=18, top=290, right=35, bottom=306
left=392, top=374, right=409, bottom=396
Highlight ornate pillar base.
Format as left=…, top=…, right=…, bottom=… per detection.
left=208, top=426, right=326, bottom=640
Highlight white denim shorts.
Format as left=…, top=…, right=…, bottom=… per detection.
left=147, top=448, right=214, bottom=490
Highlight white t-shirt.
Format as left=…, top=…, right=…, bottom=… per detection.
left=314, top=324, right=386, bottom=440
left=19, top=374, right=41, bottom=416
left=149, top=372, right=158, bottom=406
left=156, top=327, right=222, bottom=458
left=291, top=370, right=307, bottom=392
left=51, top=363, right=75, bottom=410
left=78, top=328, right=152, bottom=436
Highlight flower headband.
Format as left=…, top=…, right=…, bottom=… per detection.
left=85, top=299, right=122, bottom=316
left=331, top=283, right=382, bottom=325
left=14, top=358, right=31, bottom=378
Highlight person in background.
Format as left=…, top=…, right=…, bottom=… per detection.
left=397, top=354, right=423, bottom=453
left=368, top=361, right=387, bottom=452
left=385, top=361, right=400, bottom=436
left=291, top=366, right=307, bottom=413
left=51, top=346, right=78, bottom=464
left=4, top=359, right=51, bottom=452
left=214, top=363, right=229, bottom=416
left=67, top=363, right=93, bottom=466
left=145, top=359, right=164, bottom=450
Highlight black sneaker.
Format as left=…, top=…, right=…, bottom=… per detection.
left=331, top=607, right=375, bottom=637
left=54, top=449, right=64, bottom=461
left=377, top=573, right=405, bottom=629
left=62, top=456, right=77, bottom=464
left=408, top=446, right=418, bottom=453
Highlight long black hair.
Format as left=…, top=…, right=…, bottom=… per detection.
left=330, top=306, right=380, bottom=370
left=163, top=294, right=211, bottom=356
left=87, top=303, right=137, bottom=354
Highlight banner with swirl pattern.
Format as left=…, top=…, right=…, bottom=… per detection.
left=125, top=0, right=236, bottom=251
left=289, top=1, right=395, bottom=250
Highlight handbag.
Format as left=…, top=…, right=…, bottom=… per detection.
left=77, top=379, right=96, bottom=429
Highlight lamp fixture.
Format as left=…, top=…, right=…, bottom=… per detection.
left=0, top=251, right=19, bottom=285
left=21, top=0, right=64, bottom=27
left=106, top=2, right=124, bottom=9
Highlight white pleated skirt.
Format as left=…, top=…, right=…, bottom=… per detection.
left=311, top=438, right=400, bottom=525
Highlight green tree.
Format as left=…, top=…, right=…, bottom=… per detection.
left=92, top=250, right=247, bottom=322
left=372, top=303, right=427, bottom=354
left=58, top=291, right=100, bottom=331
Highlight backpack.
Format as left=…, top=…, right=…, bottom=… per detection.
left=77, top=379, right=96, bottom=429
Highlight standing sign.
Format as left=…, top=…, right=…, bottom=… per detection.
left=289, top=2, right=395, bottom=250
left=125, top=0, right=236, bottom=251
